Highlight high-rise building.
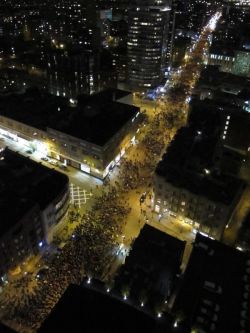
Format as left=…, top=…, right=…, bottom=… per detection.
left=81, top=0, right=101, bottom=51
left=46, top=48, right=98, bottom=98
left=127, top=0, right=172, bottom=91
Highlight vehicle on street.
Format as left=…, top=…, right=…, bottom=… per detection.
left=49, top=160, right=58, bottom=166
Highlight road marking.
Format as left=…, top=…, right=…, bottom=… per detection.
left=70, top=184, right=92, bottom=207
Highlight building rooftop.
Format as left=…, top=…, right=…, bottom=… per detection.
left=210, top=44, right=235, bottom=57
left=114, top=225, right=185, bottom=311
left=156, top=127, right=244, bottom=205
left=38, top=283, right=175, bottom=333
left=173, top=233, right=250, bottom=333
left=0, top=88, right=139, bottom=146
left=198, top=66, right=250, bottom=93
left=0, top=148, right=68, bottom=238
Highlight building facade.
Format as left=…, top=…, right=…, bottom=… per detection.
left=47, top=49, right=98, bottom=98
left=0, top=149, right=69, bottom=282
left=208, top=51, right=235, bottom=72
left=127, top=0, right=172, bottom=91
left=152, top=174, right=242, bottom=240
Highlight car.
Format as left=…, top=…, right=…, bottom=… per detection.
left=49, top=160, right=58, bottom=166
left=25, top=149, right=33, bottom=154
left=41, top=157, right=49, bottom=162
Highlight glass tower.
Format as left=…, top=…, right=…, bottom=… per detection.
left=127, top=0, right=172, bottom=91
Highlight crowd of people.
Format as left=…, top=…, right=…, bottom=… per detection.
left=0, top=28, right=209, bottom=333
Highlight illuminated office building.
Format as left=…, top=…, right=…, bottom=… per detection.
left=127, top=0, right=172, bottom=91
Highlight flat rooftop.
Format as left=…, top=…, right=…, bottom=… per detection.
left=189, top=99, right=250, bottom=154
left=156, top=127, right=243, bottom=205
left=210, top=44, right=235, bottom=57
left=0, top=149, right=68, bottom=238
left=198, top=66, right=250, bottom=91
left=115, top=225, right=185, bottom=310
left=173, top=233, right=249, bottom=333
left=0, top=89, right=139, bottom=146
left=38, top=283, right=174, bottom=333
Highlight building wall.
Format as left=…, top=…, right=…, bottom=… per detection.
left=41, top=183, right=70, bottom=244
left=0, top=205, right=44, bottom=279
left=208, top=53, right=235, bottom=72
left=0, top=178, right=70, bottom=281
left=47, top=51, right=97, bottom=98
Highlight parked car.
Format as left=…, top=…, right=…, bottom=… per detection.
left=49, top=160, right=58, bottom=166
left=25, top=149, right=33, bottom=154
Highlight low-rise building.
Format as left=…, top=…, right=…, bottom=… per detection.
left=0, top=149, right=69, bottom=281
left=114, top=225, right=185, bottom=312
left=195, top=66, right=249, bottom=101
left=0, top=88, right=142, bottom=179
left=173, top=233, right=250, bottom=333
left=38, top=282, right=176, bottom=333
left=153, top=127, right=245, bottom=240
left=208, top=46, right=235, bottom=72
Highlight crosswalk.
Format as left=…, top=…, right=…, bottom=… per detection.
left=69, top=184, right=93, bottom=208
